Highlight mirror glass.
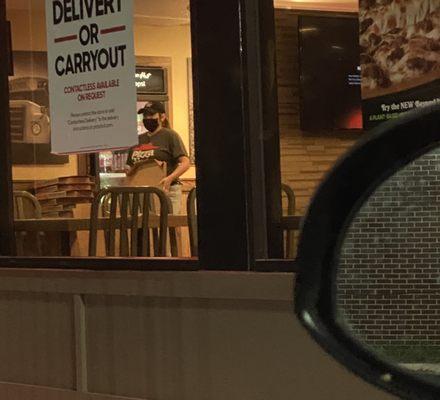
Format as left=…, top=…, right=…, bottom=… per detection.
left=336, top=146, right=440, bottom=381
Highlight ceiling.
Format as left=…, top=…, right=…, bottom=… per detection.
left=275, top=0, right=358, bottom=11
left=7, top=0, right=358, bottom=25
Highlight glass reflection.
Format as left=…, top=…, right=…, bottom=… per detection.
left=6, top=0, right=195, bottom=258
left=336, top=146, right=440, bottom=379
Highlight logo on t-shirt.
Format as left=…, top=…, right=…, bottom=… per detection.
left=131, top=143, right=159, bottom=164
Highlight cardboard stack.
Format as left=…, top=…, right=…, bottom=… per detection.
left=35, top=176, right=95, bottom=218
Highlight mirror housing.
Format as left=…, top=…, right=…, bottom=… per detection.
left=295, top=105, right=440, bottom=400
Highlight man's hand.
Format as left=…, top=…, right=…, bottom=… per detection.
left=160, top=175, right=174, bottom=192
left=125, top=165, right=136, bottom=176
left=159, top=156, right=190, bottom=192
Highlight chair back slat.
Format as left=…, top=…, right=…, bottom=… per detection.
left=140, top=193, right=150, bottom=256
left=107, top=192, right=118, bottom=256
left=89, top=193, right=100, bottom=256
left=119, top=192, right=130, bottom=256
left=89, top=186, right=169, bottom=257
left=15, top=197, right=24, bottom=220
left=130, top=192, right=140, bottom=255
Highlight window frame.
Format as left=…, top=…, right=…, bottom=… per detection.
left=0, top=0, right=14, bottom=257
left=0, top=0, right=292, bottom=271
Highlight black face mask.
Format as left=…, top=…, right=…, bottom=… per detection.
left=144, top=119, right=159, bottom=133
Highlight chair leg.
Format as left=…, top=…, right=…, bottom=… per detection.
left=286, top=229, right=295, bottom=259
left=169, top=227, right=178, bottom=257
left=152, top=228, right=159, bottom=256
left=36, top=232, right=45, bottom=256
left=16, top=232, right=25, bottom=256
left=104, top=230, right=110, bottom=256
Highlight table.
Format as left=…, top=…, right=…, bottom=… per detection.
left=14, top=215, right=302, bottom=257
left=15, top=215, right=300, bottom=232
left=14, top=215, right=188, bottom=232
left=14, top=215, right=189, bottom=256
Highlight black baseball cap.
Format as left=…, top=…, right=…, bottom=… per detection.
left=137, top=101, right=166, bottom=116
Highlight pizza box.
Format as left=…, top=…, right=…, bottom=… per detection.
left=37, top=184, right=95, bottom=194
left=36, top=191, right=94, bottom=200
left=39, top=197, right=94, bottom=205
left=72, top=203, right=92, bottom=219
left=35, top=176, right=95, bottom=189
left=42, top=210, right=74, bottom=218
left=41, top=204, right=75, bottom=212
left=124, top=160, right=166, bottom=187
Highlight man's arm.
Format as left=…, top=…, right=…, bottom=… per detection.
left=160, top=155, right=191, bottom=192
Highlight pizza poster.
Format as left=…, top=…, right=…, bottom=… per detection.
left=45, top=0, right=138, bottom=154
left=360, top=0, right=440, bottom=129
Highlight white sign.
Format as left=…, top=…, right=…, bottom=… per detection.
left=45, top=0, right=137, bottom=154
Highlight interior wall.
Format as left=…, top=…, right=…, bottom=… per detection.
left=7, top=8, right=79, bottom=181
left=6, top=8, right=194, bottom=181
left=275, top=9, right=360, bottom=214
left=133, top=21, right=194, bottom=179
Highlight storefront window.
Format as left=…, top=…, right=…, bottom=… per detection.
left=274, top=5, right=363, bottom=259
left=6, top=0, right=196, bottom=258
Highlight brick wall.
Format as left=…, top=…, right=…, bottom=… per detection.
left=337, top=148, right=440, bottom=346
left=275, top=9, right=360, bottom=215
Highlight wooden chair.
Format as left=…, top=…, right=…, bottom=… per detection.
left=187, top=185, right=296, bottom=258
left=89, top=187, right=170, bottom=257
left=186, top=187, right=198, bottom=257
left=13, top=191, right=44, bottom=256
left=144, top=192, right=178, bottom=257
left=281, top=183, right=296, bottom=259
left=99, top=188, right=179, bottom=256
left=13, top=191, right=42, bottom=219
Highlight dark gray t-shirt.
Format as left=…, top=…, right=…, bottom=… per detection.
left=126, top=128, right=189, bottom=185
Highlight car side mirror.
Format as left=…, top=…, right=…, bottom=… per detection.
left=295, top=105, right=440, bottom=400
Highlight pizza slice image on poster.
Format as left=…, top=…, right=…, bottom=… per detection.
left=45, top=0, right=138, bottom=153
left=360, top=0, right=440, bottom=129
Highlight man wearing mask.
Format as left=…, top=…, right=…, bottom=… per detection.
left=125, top=101, right=190, bottom=214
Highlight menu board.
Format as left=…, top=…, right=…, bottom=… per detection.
left=135, top=67, right=166, bottom=94
left=360, top=0, right=440, bottom=129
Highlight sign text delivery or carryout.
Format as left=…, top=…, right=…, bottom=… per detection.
left=52, top=0, right=125, bottom=76
left=46, top=0, right=138, bottom=154
left=52, top=0, right=122, bottom=21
